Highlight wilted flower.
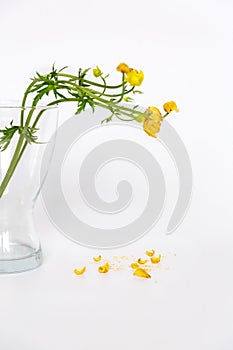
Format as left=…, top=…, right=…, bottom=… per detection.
left=143, top=106, right=163, bottom=138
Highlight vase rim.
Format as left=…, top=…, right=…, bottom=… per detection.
left=0, top=100, right=58, bottom=110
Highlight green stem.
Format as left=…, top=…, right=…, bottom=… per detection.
left=57, top=80, right=133, bottom=98
left=3, top=110, right=47, bottom=187
left=20, top=78, right=42, bottom=127
left=58, top=73, right=124, bottom=89
left=0, top=107, right=36, bottom=197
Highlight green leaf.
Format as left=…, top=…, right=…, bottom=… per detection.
left=0, top=123, right=21, bottom=151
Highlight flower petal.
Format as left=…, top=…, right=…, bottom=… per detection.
left=151, top=255, right=161, bottom=264
left=73, top=266, right=86, bottom=275
left=137, top=258, right=148, bottom=264
left=93, top=255, right=102, bottom=262
left=98, top=262, right=110, bottom=273
left=146, top=249, right=155, bottom=257
left=131, top=262, right=139, bottom=269
left=133, top=268, right=151, bottom=279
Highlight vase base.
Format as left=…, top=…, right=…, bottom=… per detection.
left=0, top=245, right=42, bottom=274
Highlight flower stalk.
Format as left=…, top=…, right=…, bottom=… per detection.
left=0, top=63, right=179, bottom=198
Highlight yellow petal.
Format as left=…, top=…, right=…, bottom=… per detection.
left=133, top=268, right=151, bottom=279
left=146, top=249, right=155, bottom=257
left=73, top=266, right=86, bottom=275
left=93, top=255, right=102, bottom=262
left=98, top=262, right=110, bottom=273
left=137, top=258, right=148, bottom=264
left=151, top=255, right=161, bottom=264
left=131, top=262, right=139, bottom=269
left=105, top=262, right=110, bottom=269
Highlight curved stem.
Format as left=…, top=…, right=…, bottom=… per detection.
left=58, top=73, right=124, bottom=89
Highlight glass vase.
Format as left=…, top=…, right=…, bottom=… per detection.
left=0, top=101, right=58, bottom=273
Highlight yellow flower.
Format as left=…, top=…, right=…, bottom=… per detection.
left=93, top=66, right=102, bottom=77
left=137, top=258, right=148, bottom=264
left=146, top=249, right=155, bottom=257
left=143, top=106, right=163, bottom=138
left=116, top=62, right=130, bottom=74
left=125, top=69, right=144, bottom=86
left=93, top=255, right=102, bottom=262
left=131, top=262, right=140, bottom=269
left=133, top=267, right=151, bottom=279
left=73, top=266, right=86, bottom=275
left=98, top=262, right=110, bottom=273
left=151, top=255, right=161, bottom=264
left=163, top=101, right=179, bottom=113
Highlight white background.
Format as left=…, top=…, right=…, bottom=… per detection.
left=0, top=0, right=233, bottom=349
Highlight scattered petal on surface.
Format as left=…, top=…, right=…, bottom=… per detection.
left=133, top=268, right=151, bottom=279
left=93, top=255, right=102, bottom=262
left=131, top=262, right=139, bottom=269
left=98, top=262, right=110, bottom=273
left=146, top=249, right=155, bottom=257
left=73, top=266, right=86, bottom=275
left=137, top=258, right=148, bottom=264
left=151, top=255, right=161, bottom=264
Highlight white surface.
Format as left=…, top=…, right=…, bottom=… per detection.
left=0, top=0, right=233, bottom=349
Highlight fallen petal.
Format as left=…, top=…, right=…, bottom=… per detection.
left=93, top=255, right=102, bottom=262
left=137, top=258, right=148, bottom=264
left=146, top=249, right=155, bottom=257
left=73, top=266, right=86, bottom=275
left=151, top=255, right=161, bottom=264
left=131, top=262, right=139, bottom=269
left=133, top=268, right=151, bottom=279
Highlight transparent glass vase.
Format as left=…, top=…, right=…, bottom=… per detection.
left=0, top=101, right=58, bottom=273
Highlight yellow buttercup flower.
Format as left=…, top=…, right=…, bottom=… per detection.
left=98, top=262, right=110, bottom=273
left=93, top=255, right=102, bottom=262
left=137, top=258, right=148, bottom=264
left=163, top=101, right=179, bottom=113
left=133, top=267, right=151, bottom=279
left=125, top=69, right=144, bottom=86
left=143, top=106, right=163, bottom=138
left=151, top=255, right=161, bottom=264
left=146, top=249, right=155, bottom=257
left=73, top=266, right=86, bottom=275
left=116, top=62, right=130, bottom=74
